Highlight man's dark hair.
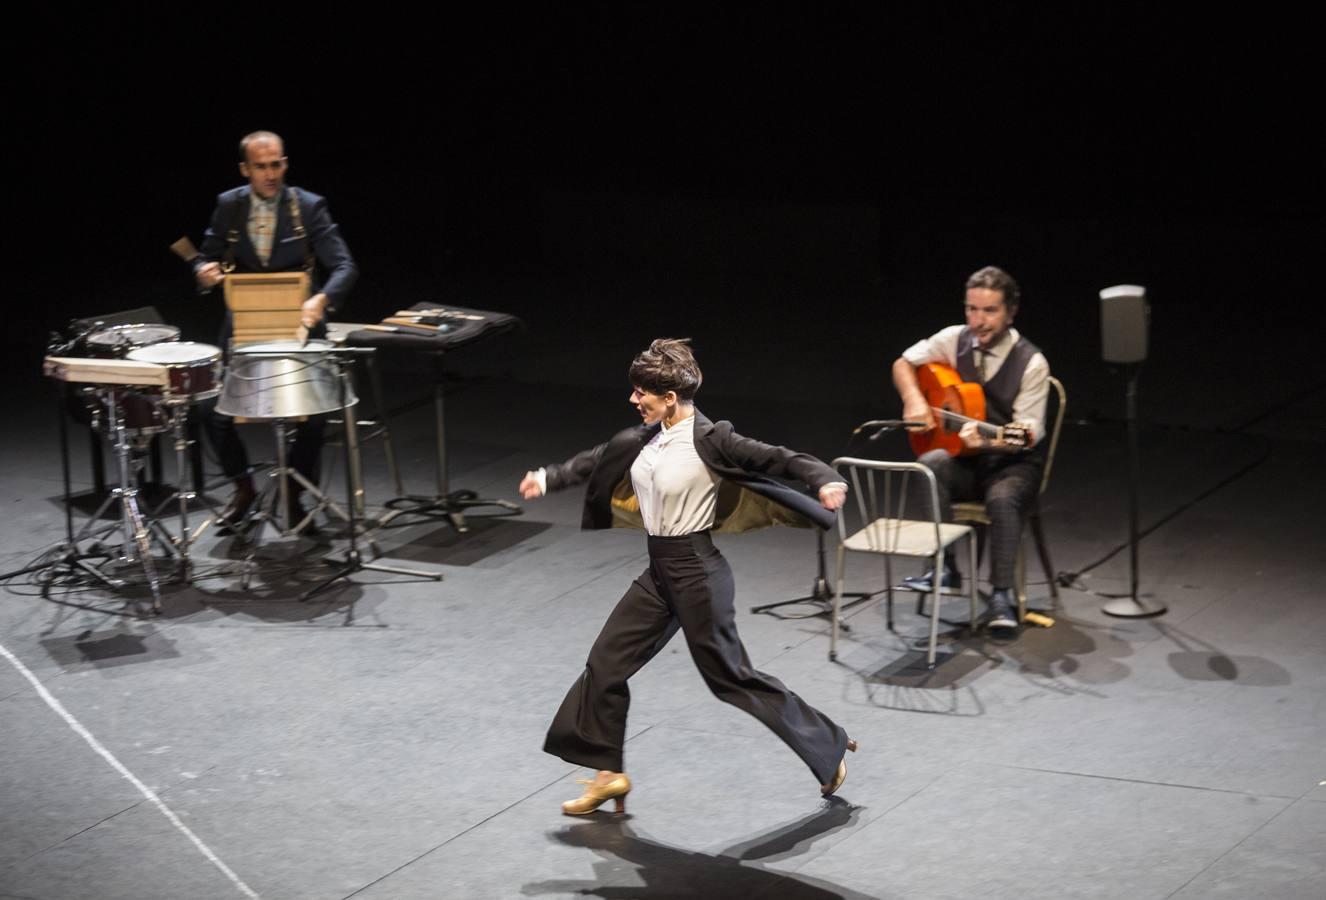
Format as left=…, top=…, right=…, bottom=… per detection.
left=238, top=130, right=284, bottom=163
left=629, top=338, right=703, bottom=401
left=966, top=265, right=1021, bottom=313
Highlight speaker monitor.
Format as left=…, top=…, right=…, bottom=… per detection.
left=1100, top=284, right=1149, bottom=364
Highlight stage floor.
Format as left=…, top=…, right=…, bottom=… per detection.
left=2, top=370, right=1323, bottom=900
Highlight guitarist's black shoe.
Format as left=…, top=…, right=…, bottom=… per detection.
left=901, top=565, right=962, bottom=594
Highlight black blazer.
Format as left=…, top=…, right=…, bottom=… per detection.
left=198, top=185, right=358, bottom=312
left=545, top=410, right=839, bottom=532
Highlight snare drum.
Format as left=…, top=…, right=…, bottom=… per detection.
left=126, top=342, right=224, bottom=402
left=85, top=323, right=181, bottom=358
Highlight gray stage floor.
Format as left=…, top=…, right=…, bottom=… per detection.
left=2, top=368, right=1323, bottom=900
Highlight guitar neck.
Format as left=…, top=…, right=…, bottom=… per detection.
left=931, top=406, right=1002, bottom=437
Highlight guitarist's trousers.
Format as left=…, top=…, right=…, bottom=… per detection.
left=918, top=449, right=1041, bottom=590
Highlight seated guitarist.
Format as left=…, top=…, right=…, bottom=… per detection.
left=890, top=265, right=1051, bottom=632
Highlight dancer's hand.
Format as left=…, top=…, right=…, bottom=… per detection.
left=519, top=472, right=544, bottom=499
left=818, top=483, right=847, bottom=511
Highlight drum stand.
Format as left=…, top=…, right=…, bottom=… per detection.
left=71, top=390, right=174, bottom=613
left=302, top=351, right=442, bottom=600
left=239, top=417, right=342, bottom=531
left=149, top=400, right=226, bottom=583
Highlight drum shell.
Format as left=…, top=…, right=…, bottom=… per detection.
left=216, top=340, right=357, bottom=418
left=117, top=389, right=167, bottom=433
left=75, top=387, right=166, bottom=435
left=126, top=342, right=223, bottom=402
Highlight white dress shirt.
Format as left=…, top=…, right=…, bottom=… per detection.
left=630, top=414, right=721, bottom=536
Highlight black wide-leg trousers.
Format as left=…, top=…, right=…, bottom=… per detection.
left=544, top=530, right=848, bottom=786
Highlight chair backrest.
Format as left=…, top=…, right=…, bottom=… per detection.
left=832, top=456, right=947, bottom=555
left=1040, top=375, right=1067, bottom=494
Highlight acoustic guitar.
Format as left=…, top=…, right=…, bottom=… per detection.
left=908, top=363, right=1031, bottom=458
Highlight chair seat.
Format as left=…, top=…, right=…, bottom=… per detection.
left=841, top=518, right=972, bottom=556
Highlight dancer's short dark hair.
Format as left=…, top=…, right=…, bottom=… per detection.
left=629, top=338, right=702, bottom=401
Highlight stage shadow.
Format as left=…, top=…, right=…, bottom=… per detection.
left=846, top=594, right=1141, bottom=713
left=524, top=800, right=881, bottom=899
left=40, top=626, right=182, bottom=670
left=371, top=515, right=552, bottom=567
left=1155, top=621, right=1291, bottom=686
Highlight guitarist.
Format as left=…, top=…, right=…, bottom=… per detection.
left=890, top=266, right=1051, bottom=633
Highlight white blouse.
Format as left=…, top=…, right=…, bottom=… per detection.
left=630, top=414, right=720, bottom=536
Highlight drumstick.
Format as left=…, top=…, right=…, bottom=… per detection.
left=169, top=236, right=199, bottom=263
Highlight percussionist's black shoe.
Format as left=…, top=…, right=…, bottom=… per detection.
left=215, top=479, right=257, bottom=535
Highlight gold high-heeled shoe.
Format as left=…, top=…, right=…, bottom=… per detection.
left=821, top=739, right=858, bottom=796
left=562, top=771, right=631, bottom=816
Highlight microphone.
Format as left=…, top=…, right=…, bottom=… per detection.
left=853, top=419, right=925, bottom=441
left=49, top=319, right=105, bottom=355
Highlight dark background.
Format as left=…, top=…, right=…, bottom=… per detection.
left=7, top=6, right=1320, bottom=427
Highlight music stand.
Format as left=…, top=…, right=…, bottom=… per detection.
left=376, top=351, right=520, bottom=534
left=345, top=303, right=524, bottom=536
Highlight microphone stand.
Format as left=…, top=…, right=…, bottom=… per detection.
left=2, top=329, right=119, bottom=589
left=750, top=420, right=919, bottom=622
left=301, top=347, right=442, bottom=601
left=1, top=375, right=120, bottom=589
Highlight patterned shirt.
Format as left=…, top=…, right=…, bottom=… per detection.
left=248, top=190, right=280, bottom=265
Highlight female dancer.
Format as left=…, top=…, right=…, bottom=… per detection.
left=519, top=339, right=855, bottom=815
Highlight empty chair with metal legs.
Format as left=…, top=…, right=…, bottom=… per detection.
left=830, top=457, right=979, bottom=668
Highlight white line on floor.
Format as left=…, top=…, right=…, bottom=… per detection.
left=0, top=640, right=260, bottom=899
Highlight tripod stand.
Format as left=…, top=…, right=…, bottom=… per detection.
left=749, top=527, right=872, bottom=628
left=148, top=400, right=227, bottom=584
left=376, top=351, right=520, bottom=534
left=70, top=389, right=172, bottom=613
left=302, top=348, right=442, bottom=600
left=750, top=420, right=918, bottom=624
left=1, top=380, right=122, bottom=593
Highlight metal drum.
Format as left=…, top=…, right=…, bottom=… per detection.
left=216, top=339, right=357, bottom=419
left=85, top=323, right=180, bottom=358
left=126, top=342, right=224, bottom=403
